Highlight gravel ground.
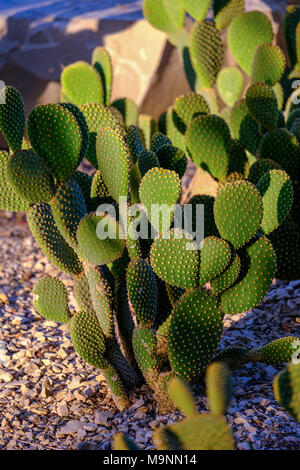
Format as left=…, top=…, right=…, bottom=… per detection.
left=0, top=211, right=299, bottom=451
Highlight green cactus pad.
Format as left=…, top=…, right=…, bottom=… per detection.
left=77, top=213, right=125, bottom=266
left=190, top=21, right=224, bottom=88
left=61, top=61, right=104, bottom=105
left=27, top=203, right=82, bottom=275
left=154, top=413, right=234, bottom=450
left=7, top=150, right=54, bottom=204
left=150, top=228, right=199, bottom=290
left=182, top=0, right=210, bottom=22
left=214, top=180, right=263, bottom=249
left=0, top=86, right=25, bottom=152
left=126, top=125, right=144, bottom=164
left=186, top=115, right=231, bottom=181
left=143, top=0, right=184, bottom=34
left=27, top=104, right=83, bottom=181
left=172, top=92, right=210, bottom=133
left=210, top=253, right=241, bottom=296
left=268, top=216, right=300, bottom=280
left=211, top=346, right=251, bottom=369
left=156, top=145, right=187, bottom=179
left=139, top=114, right=158, bottom=149
left=85, top=265, right=114, bottom=338
left=257, top=170, right=293, bottom=235
left=217, top=67, right=244, bottom=108
left=284, top=5, right=300, bottom=69
left=246, top=82, right=278, bottom=132
left=274, top=362, right=300, bottom=422
left=92, top=47, right=113, bottom=106
left=79, top=103, right=119, bottom=168
left=111, top=97, right=138, bottom=127
left=251, top=44, right=285, bottom=86
left=213, top=0, right=244, bottom=30
left=139, top=167, right=181, bottom=234
left=138, top=149, right=160, bottom=177
left=0, top=151, right=30, bottom=211
left=169, top=289, right=223, bottom=381
left=168, top=377, right=196, bottom=416
left=230, top=99, right=262, bottom=155
left=199, top=237, right=231, bottom=286
left=220, top=236, right=276, bottom=315
left=51, top=178, right=87, bottom=250
left=73, top=272, right=93, bottom=312
left=96, top=127, right=130, bottom=201
left=251, top=336, right=300, bottom=365
left=206, top=361, right=233, bottom=416
left=257, top=129, right=300, bottom=179
left=127, top=259, right=157, bottom=327
left=68, top=310, right=107, bottom=368
left=33, top=277, right=71, bottom=323
left=228, top=11, right=273, bottom=75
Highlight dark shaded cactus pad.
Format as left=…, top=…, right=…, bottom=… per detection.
left=273, top=362, right=300, bottom=422
left=0, top=86, right=25, bottom=152
left=127, top=259, right=157, bottom=327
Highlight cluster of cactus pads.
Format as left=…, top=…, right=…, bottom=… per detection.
left=0, top=6, right=299, bottom=434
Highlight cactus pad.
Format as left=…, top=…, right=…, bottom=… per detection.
left=220, top=236, right=276, bottom=315
left=0, top=151, right=30, bottom=212
left=27, top=104, right=83, bottom=181
left=251, top=44, right=285, bottom=86
left=169, top=289, right=223, bottom=381
left=210, top=253, right=241, bottom=296
left=77, top=214, right=125, bottom=266
left=150, top=228, right=200, bottom=289
left=96, top=127, right=130, bottom=201
left=186, top=114, right=231, bottom=180
left=111, top=97, right=138, bottom=127
left=127, top=259, right=157, bottom=327
left=156, top=145, right=187, bottom=179
left=139, top=167, right=181, bottom=234
left=0, top=86, right=25, bottom=152
left=7, top=150, right=54, bottom=204
left=199, top=237, right=231, bottom=286
left=217, top=67, right=243, bottom=108
left=213, top=0, right=244, bottom=30
left=143, top=0, right=184, bottom=34
left=228, top=11, right=273, bottom=75
left=230, top=99, right=262, bottom=155
left=33, top=277, right=71, bottom=323
left=27, top=203, right=82, bottom=275
left=251, top=336, right=300, bottom=365
left=61, top=61, right=104, bottom=105
left=257, top=170, right=293, bottom=235
left=92, top=47, right=113, bottom=106
left=273, top=362, right=300, bottom=422
left=206, top=361, right=232, bottom=417
left=190, top=21, right=224, bottom=88
left=214, top=180, right=263, bottom=249
left=168, top=377, right=196, bottom=416
left=246, top=82, right=278, bottom=132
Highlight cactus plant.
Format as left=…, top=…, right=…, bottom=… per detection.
left=1, top=15, right=300, bottom=425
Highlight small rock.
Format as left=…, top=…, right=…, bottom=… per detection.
left=94, top=411, right=113, bottom=427
left=57, top=420, right=83, bottom=436
left=56, top=403, right=69, bottom=417
left=0, top=371, right=13, bottom=382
